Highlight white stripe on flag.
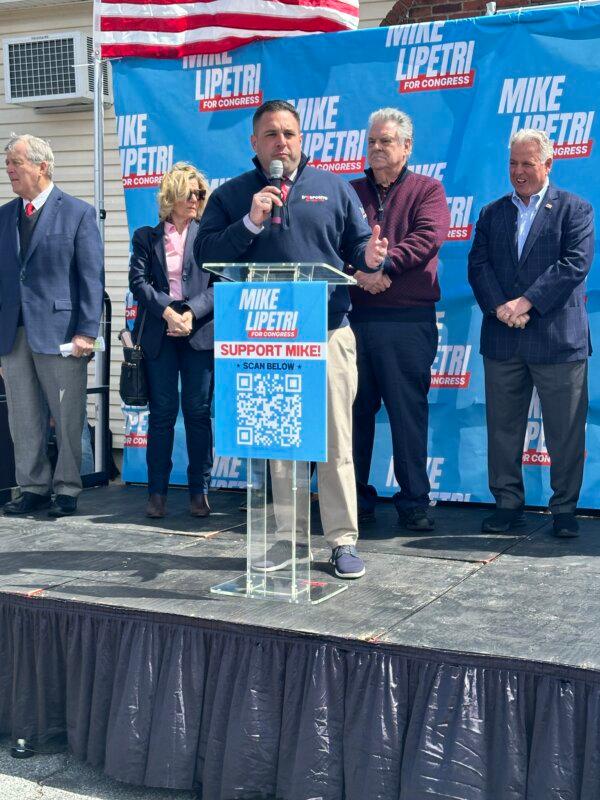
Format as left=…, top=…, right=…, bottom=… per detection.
left=99, top=26, right=350, bottom=45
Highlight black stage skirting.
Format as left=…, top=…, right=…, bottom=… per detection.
left=1, top=595, right=600, bottom=799
left=1, top=486, right=599, bottom=799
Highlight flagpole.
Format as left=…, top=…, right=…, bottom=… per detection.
left=92, top=1, right=105, bottom=241
left=92, top=3, right=108, bottom=478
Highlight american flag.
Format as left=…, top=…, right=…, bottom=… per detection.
left=95, top=0, right=360, bottom=58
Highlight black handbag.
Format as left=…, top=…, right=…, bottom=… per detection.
left=119, top=310, right=148, bottom=406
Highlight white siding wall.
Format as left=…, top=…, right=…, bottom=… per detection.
left=0, top=0, right=391, bottom=448
left=0, top=1, right=130, bottom=446
left=359, top=0, right=392, bottom=27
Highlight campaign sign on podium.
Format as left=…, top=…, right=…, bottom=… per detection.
left=207, top=264, right=355, bottom=604
left=214, top=281, right=328, bottom=462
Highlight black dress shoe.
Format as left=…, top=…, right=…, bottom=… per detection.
left=48, top=495, right=78, bottom=518
left=482, top=508, right=526, bottom=533
left=553, top=513, right=579, bottom=538
left=397, top=507, right=435, bottom=532
left=358, top=508, right=376, bottom=523
left=3, top=492, right=52, bottom=515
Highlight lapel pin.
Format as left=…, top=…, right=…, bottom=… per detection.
left=545, top=203, right=553, bottom=209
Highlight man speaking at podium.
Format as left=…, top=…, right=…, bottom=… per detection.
left=195, top=100, right=388, bottom=579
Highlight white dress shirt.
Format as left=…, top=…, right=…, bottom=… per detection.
left=511, top=179, right=549, bottom=259
left=23, top=181, right=55, bottom=213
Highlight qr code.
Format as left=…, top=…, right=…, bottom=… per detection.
left=236, top=372, right=302, bottom=448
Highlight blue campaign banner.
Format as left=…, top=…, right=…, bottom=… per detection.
left=214, top=281, right=328, bottom=461
left=114, top=3, right=600, bottom=508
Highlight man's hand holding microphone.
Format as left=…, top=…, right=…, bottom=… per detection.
left=249, top=159, right=286, bottom=227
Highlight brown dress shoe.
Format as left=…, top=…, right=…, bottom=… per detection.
left=190, top=494, right=211, bottom=518
left=146, top=493, right=166, bottom=518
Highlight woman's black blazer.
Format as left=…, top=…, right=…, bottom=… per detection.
left=128, top=219, right=213, bottom=359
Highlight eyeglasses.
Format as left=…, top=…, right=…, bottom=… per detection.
left=187, top=189, right=206, bottom=202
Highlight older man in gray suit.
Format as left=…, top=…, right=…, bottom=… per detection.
left=0, top=134, right=104, bottom=517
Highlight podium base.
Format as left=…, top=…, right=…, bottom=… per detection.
left=210, top=574, right=348, bottom=604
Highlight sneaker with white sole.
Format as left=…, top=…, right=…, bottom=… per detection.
left=329, top=545, right=365, bottom=579
left=252, top=541, right=312, bottom=572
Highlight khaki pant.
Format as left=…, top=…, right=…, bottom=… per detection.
left=270, top=325, right=359, bottom=548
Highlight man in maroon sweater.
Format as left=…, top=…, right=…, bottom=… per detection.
left=349, top=108, right=450, bottom=530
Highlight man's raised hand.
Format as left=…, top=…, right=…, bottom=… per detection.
left=365, top=224, right=389, bottom=269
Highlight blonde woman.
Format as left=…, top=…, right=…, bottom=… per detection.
left=129, top=163, right=214, bottom=519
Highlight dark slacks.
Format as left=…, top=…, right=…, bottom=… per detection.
left=145, top=336, right=214, bottom=496
left=352, top=311, right=438, bottom=512
left=484, top=356, right=588, bottom=514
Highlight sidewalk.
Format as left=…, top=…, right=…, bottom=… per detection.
left=0, top=739, right=195, bottom=800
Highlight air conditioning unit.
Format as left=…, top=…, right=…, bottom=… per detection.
left=3, top=31, right=113, bottom=110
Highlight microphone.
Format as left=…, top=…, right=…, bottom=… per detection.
left=269, top=159, right=284, bottom=225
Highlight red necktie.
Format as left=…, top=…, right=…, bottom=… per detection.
left=280, top=181, right=289, bottom=203
left=25, top=203, right=35, bottom=217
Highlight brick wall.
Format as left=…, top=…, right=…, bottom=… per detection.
left=382, top=0, right=565, bottom=25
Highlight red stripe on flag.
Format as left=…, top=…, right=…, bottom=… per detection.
left=98, top=0, right=359, bottom=16
left=101, top=13, right=349, bottom=32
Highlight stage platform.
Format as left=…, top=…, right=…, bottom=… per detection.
left=1, top=484, right=599, bottom=799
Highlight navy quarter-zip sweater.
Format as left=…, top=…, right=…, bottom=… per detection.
left=195, top=154, right=377, bottom=329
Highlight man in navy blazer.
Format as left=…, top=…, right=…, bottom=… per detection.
left=468, top=128, right=594, bottom=538
left=0, top=134, right=104, bottom=517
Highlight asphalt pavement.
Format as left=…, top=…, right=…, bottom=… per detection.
left=0, top=738, right=195, bottom=800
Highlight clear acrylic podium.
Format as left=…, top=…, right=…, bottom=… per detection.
left=204, top=262, right=356, bottom=604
